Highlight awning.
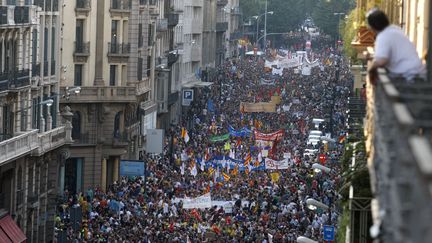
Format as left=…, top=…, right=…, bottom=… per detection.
left=182, top=80, right=214, bottom=88
left=0, top=215, right=27, bottom=243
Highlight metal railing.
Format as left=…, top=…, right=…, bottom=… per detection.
left=74, top=41, right=90, bottom=55
left=0, top=69, right=30, bottom=91
left=111, top=0, right=131, bottom=10
left=76, top=0, right=91, bottom=9
left=167, top=13, right=179, bottom=27
left=366, top=69, right=432, bottom=243
left=108, top=42, right=131, bottom=55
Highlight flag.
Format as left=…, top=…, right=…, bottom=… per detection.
left=254, top=159, right=260, bottom=167
left=204, top=184, right=211, bottom=194
left=270, top=172, right=280, bottom=183
left=208, top=167, right=215, bottom=176
left=190, top=160, right=197, bottom=177
left=222, top=172, right=231, bottom=181
left=244, top=152, right=252, bottom=166
left=181, top=127, right=190, bottom=143
left=235, top=138, right=242, bottom=148
left=339, top=135, right=346, bottom=143
left=205, top=148, right=211, bottom=161
left=231, top=165, right=238, bottom=176
left=200, top=160, right=205, bottom=172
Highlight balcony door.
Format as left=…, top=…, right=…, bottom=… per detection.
left=76, top=19, right=84, bottom=51
left=2, top=105, right=13, bottom=139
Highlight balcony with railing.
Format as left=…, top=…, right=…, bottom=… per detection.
left=217, top=0, right=228, bottom=6
left=63, top=86, right=136, bottom=103
left=156, top=18, right=168, bottom=32
left=136, top=77, right=150, bottom=96
left=112, top=131, right=129, bottom=147
left=167, top=13, right=179, bottom=27
left=72, top=132, right=97, bottom=146
left=110, top=0, right=131, bottom=17
left=0, top=130, right=39, bottom=165
left=366, top=68, right=432, bottom=243
left=32, top=126, right=70, bottom=156
left=108, top=42, right=130, bottom=62
left=73, top=41, right=90, bottom=62
left=216, top=22, right=228, bottom=32
left=75, top=0, right=91, bottom=16
left=0, top=69, right=31, bottom=92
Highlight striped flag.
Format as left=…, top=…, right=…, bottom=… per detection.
left=181, top=127, right=190, bottom=143
left=208, top=167, right=215, bottom=176
left=244, top=152, right=252, bottom=166
left=222, top=172, right=231, bottom=181
left=231, top=165, right=238, bottom=176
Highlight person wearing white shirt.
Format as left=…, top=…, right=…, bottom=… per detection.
left=367, top=9, right=425, bottom=83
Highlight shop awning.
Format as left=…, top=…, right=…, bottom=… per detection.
left=182, top=80, right=214, bottom=88
left=0, top=215, right=27, bottom=243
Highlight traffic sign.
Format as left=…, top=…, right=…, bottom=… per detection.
left=182, top=89, right=194, bottom=106
left=323, top=225, right=335, bottom=241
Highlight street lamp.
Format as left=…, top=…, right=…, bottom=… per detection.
left=334, top=12, right=345, bottom=43
left=252, top=11, right=274, bottom=45
left=297, top=236, right=318, bottom=243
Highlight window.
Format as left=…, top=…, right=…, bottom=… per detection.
left=113, top=112, right=121, bottom=138
left=20, top=97, right=27, bottom=131
left=32, top=29, right=37, bottom=67
left=110, top=65, right=116, bottom=86
left=76, top=19, right=84, bottom=46
left=72, top=112, right=81, bottom=140
left=148, top=24, right=153, bottom=46
left=137, top=57, right=143, bottom=81
left=111, top=20, right=118, bottom=44
left=138, top=23, right=143, bottom=48
left=146, top=56, right=151, bottom=77
left=74, top=64, right=83, bottom=86
left=32, top=97, right=40, bottom=129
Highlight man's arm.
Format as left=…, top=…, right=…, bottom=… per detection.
left=368, top=58, right=389, bottom=85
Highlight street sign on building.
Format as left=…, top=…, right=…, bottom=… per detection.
left=182, top=89, right=194, bottom=106
left=146, top=129, right=164, bottom=154
left=323, top=225, right=335, bottom=241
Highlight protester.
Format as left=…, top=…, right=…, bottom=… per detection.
left=56, top=36, right=351, bottom=243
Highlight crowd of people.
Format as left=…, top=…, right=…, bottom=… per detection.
left=55, top=39, right=353, bottom=242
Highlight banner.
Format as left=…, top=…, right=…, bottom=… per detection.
left=120, top=160, right=145, bottom=177
left=240, top=102, right=276, bottom=113
left=228, top=126, right=252, bottom=137
left=254, top=130, right=284, bottom=141
left=265, top=158, right=290, bottom=170
left=202, top=156, right=265, bottom=172
left=210, top=133, right=230, bottom=142
left=173, top=193, right=212, bottom=209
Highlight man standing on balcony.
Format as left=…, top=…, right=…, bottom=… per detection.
left=367, top=9, right=426, bottom=84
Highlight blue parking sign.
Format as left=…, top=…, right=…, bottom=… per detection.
left=323, top=225, right=335, bottom=241
left=182, top=89, right=194, bottom=106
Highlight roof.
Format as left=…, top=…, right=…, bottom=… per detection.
left=0, top=215, right=27, bottom=243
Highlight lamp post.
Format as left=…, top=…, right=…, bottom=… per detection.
left=252, top=11, right=274, bottom=47
left=334, top=12, right=345, bottom=45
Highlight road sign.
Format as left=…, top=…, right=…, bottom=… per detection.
left=182, top=89, right=194, bottom=106
left=323, top=225, right=335, bottom=241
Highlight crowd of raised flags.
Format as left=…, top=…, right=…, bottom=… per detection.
left=56, top=37, right=351, bottom=242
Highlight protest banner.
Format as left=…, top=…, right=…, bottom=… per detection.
left=240, top=102, right=276, bottom=113
left=265, top=158, right=290, bottom=170
left=254, top=130, right=284, bottom=141
left=209, top=133, right=230, bottom=142
left=173, top=193, right=212, bottom=209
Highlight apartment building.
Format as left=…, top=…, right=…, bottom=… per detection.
left=60, top=0, right=164, bottom=192
left=227, top=0, right=241, bottom=58
left=0, top=0, right=72, bottom=242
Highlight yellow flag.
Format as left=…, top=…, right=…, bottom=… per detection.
left=270, top=172, right=280, bottom=183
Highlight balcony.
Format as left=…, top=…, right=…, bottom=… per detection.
left=110, top=0, right=131, bottom=18
left=0, top=130, right=39, bottom=165
left=0, top=69, right=31, bottom=92
left=32, top=126, right=70, bottom=156
left=184, top=0, right=203, bottom=7
left=107, top=42, right=130, bottom=62
left=75, top=0, right=91, bottom=17
left=72, top=132, right=97, bottom=146
left=32, top=63, right=41, bottom=77
left=0, top=6, right=14, bottom=26
left=73, top=41, right=90, bottom=62
left=217, top=0, right=228, bottom=6
left=136, top=77, right=150, bottom=96
left=366, top=69, right=432, bottom=243
left=112, top=132, right=129, bottom=147
left=156, top=18, right=168, bottom=32
left=14, top=6, right=29, bottom=24
left=63, top=86, right=136, bottom=103
left=216, top=22, right=228, bottom=32
left=167, top=13, right=179, bottom=27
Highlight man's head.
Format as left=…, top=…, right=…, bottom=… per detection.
left=367, top=9, right=390, bottom=33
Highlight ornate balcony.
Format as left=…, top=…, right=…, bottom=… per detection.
left=32, top=126, right=71, bottom=156
left=108, top=42, right=130, bottom=62
left=63, top=86, right=137, bottom=103
left=73, top=41, right=90, bottom=62
left=75, top=0, right=91, bottom=17
left=110, top=0, right=131, bottom=18
left=156, top=18, right=168, bottom=32
left=0, top=69, right=30, bottom=92
left=167, top=13, right=179, bottom=27
left=0, top=130, right=39, bottom=165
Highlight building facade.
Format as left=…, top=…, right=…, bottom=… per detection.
left=0, top=0, right=72, bottom=242
left=60, top=0, right=161, bottom=192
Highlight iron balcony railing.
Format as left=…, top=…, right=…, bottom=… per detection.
left=74, top=41, right=90, bottom=55
left=76, top=0, right=91, bottom=9
left=0, top=69, right=30, bottom=91
left=108, top=42, right=131, bottom=55
left=167, top=13, right=179, bottom=27
left=111, top=0, right=131, bottom=10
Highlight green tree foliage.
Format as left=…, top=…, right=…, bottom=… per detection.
left=341, top=10, right=358, bottom=61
